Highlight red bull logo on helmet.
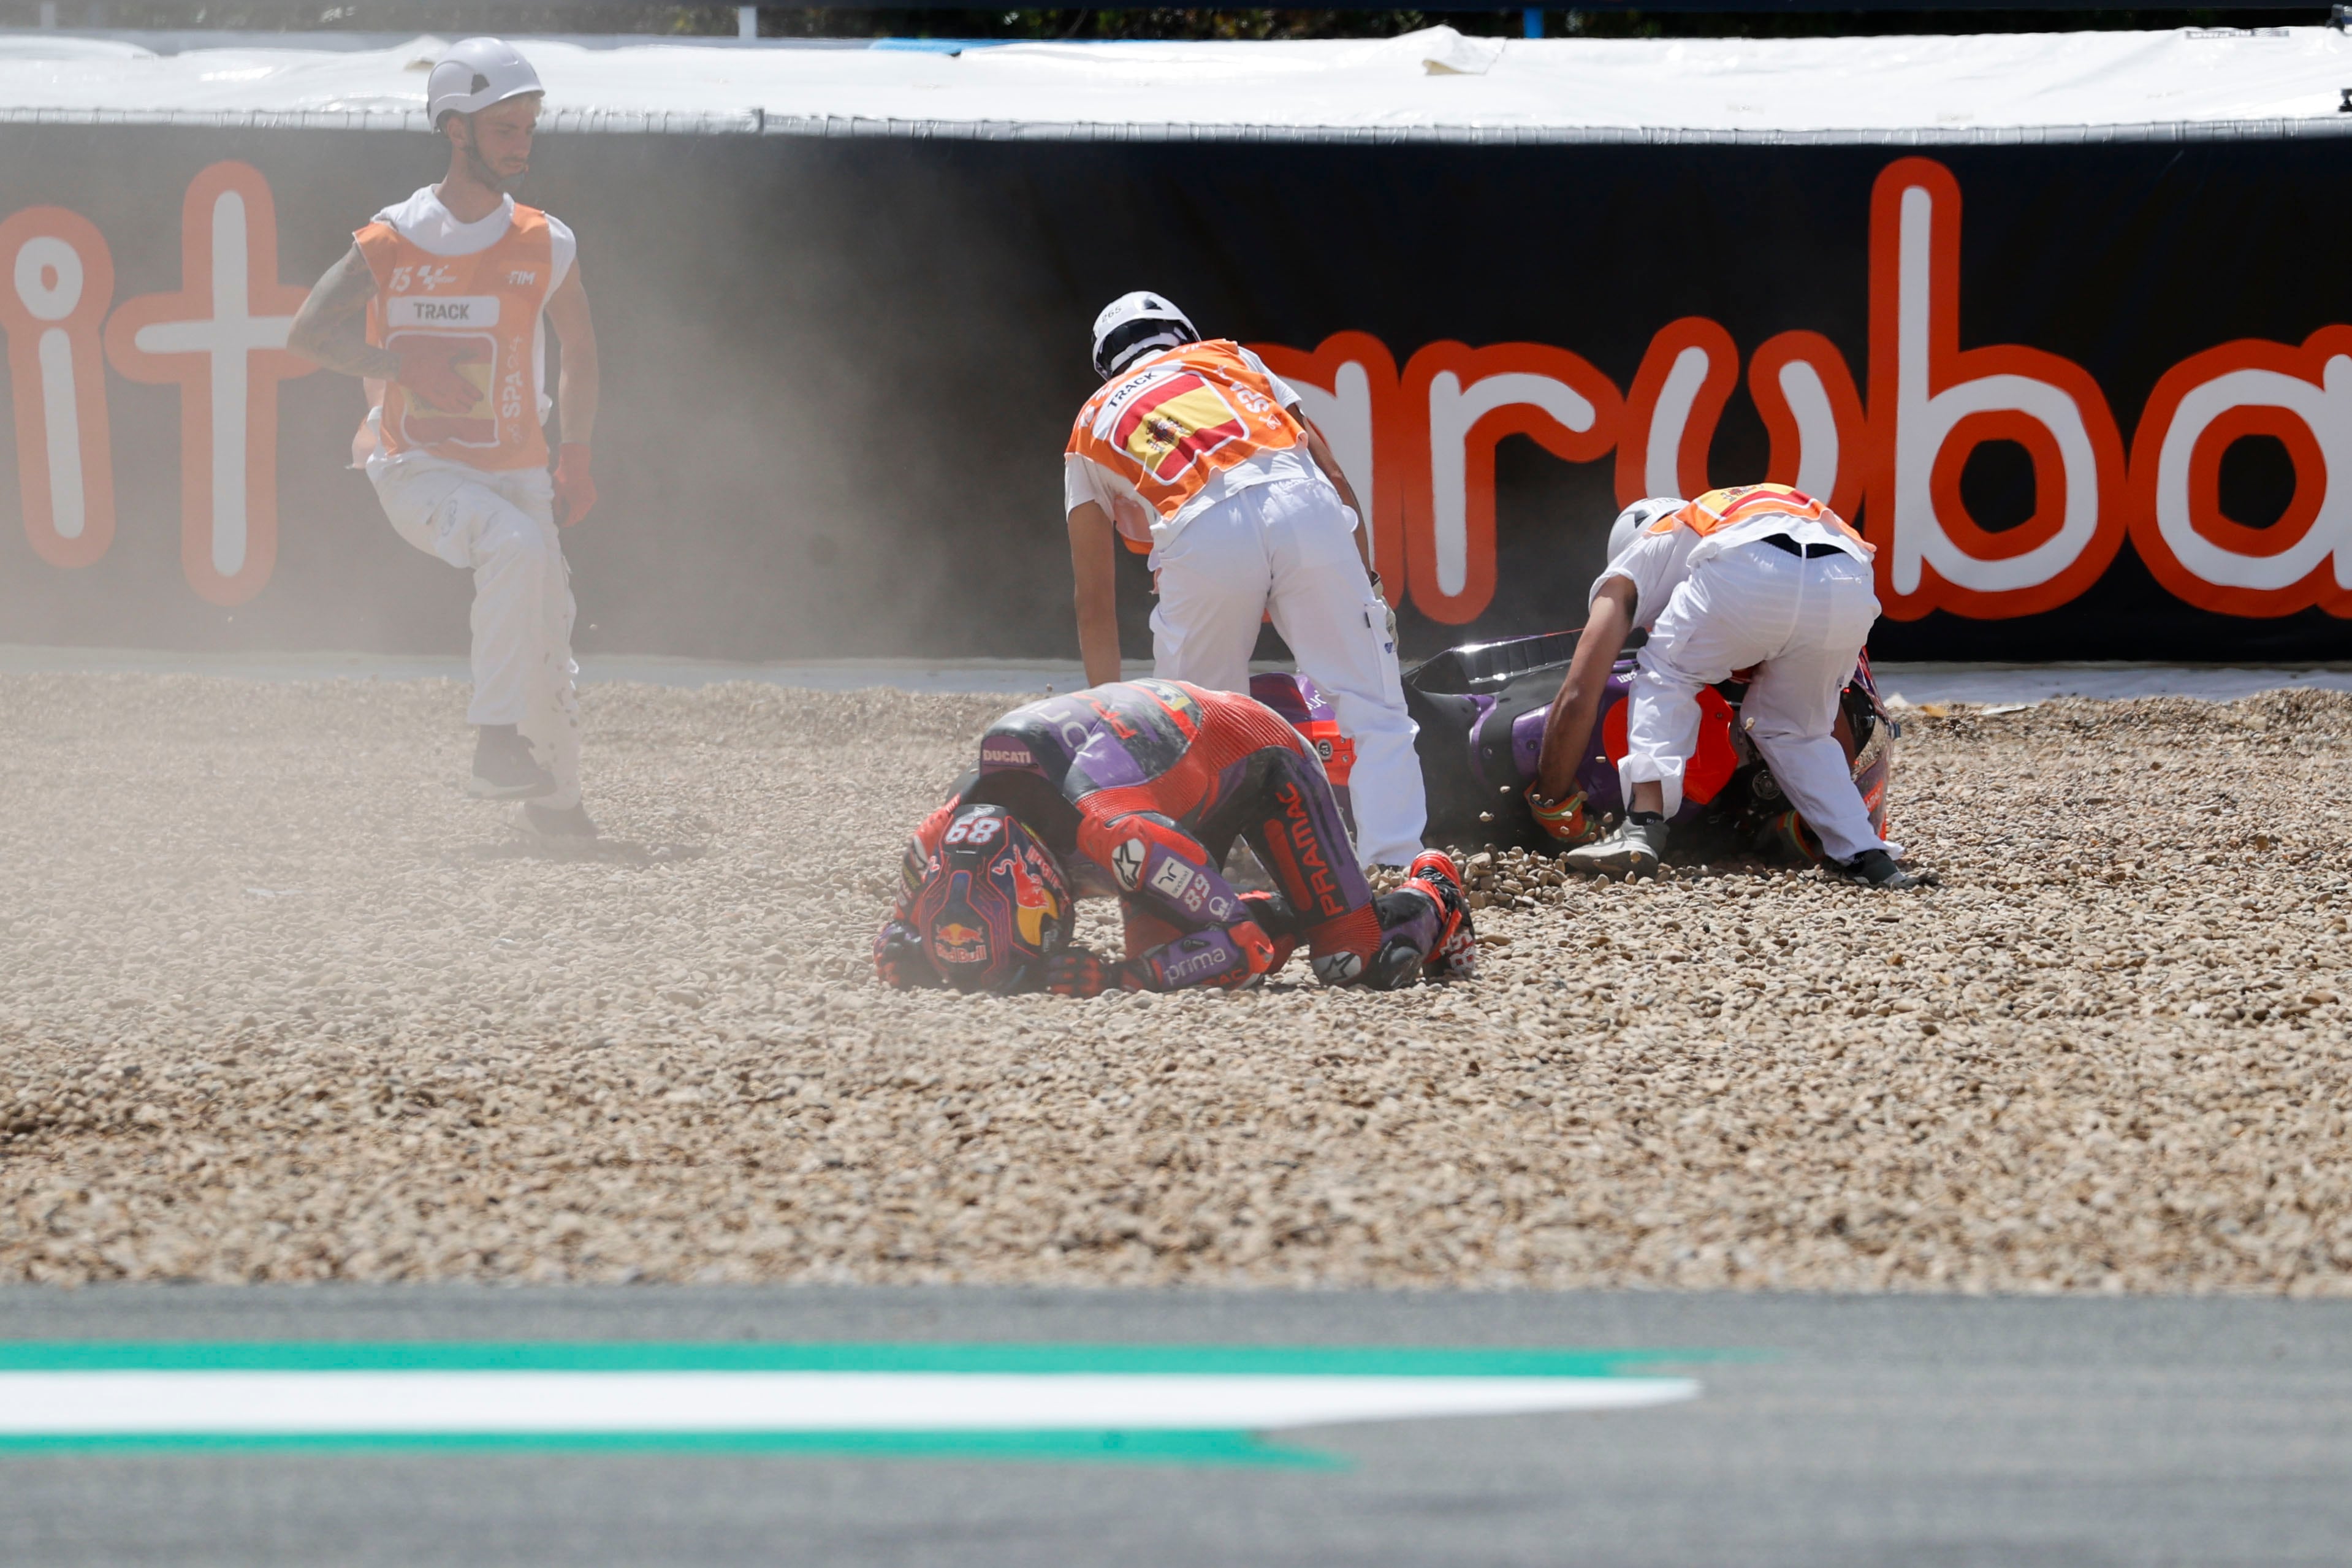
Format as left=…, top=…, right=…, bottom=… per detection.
left=911, top=818, right=1070, bottom=992
left=1006, top=846, right=1061, bottom=950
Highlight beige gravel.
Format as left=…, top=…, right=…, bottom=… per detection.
left=1, top=673, right=2348, bottom=1294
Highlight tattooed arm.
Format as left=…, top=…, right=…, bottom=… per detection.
left=287, top=246, right=398, bottom=379
left=289, top=245, right=477, bottom=413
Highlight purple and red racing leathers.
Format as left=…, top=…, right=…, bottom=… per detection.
left=876, top=679, right=1470, bottom=994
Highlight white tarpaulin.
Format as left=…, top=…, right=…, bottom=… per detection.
left=1, top=24, right=2349, bottom=141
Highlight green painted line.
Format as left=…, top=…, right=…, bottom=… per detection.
left=0, top=1341, right=1749, bottom=1377
left=0, top=1428, right=1341, bottom=1468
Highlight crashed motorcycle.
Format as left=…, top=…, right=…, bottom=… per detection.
left=1251, top=628, right=1895, bottom=863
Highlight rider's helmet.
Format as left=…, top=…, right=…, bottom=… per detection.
left=907, top=804, right=1074, bottom=992
left=427, top=38, right=545, bottom=130
left=1090, top=291, right=1200, bottom=380
left=1607, top=496, right=1684, bottom=565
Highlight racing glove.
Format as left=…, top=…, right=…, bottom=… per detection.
left=1236, top=891, right=1301, bottom=976
left=554, top=443, right=598, bottom=527
left=1526, top=785, right=1590, bottom=845
left=873, top=919, right=940, bottom=989
left=1045, top=946, right=1143, bottom=998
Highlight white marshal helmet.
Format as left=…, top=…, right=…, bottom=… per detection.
left=1607, top=496, right=1684, bottom=564
left=427, top=38, right=544, bottom=129
left=1090, top=291, right=1200, bottom=379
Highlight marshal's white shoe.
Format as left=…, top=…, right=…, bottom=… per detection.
left=1562, top=814, right=1668, bottom=881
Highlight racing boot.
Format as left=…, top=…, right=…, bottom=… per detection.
left=1563, top=812, right=1667, bottom=881
left=1358, top=851, right=1474, bottom=988
left=469, top=723, right=555, bottom=801
left=1404, top=850, right=1476, bottom=980
left=1827, top=848, right=1929, bottom=889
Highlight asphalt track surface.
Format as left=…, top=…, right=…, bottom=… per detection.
left=1, top=1286, right=2346, bottom=1567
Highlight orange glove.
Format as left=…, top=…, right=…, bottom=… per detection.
left=392, top=337, right=480, bottom=414
left=1527, top=785, right=1589, bottom=844
left=553, top=443, right=596, bottom=527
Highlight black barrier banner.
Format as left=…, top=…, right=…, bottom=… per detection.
left=1, top=128, right=2348, bottom=664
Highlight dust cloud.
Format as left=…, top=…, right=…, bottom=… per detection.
left=3, top=673, right=2349, bottom=1293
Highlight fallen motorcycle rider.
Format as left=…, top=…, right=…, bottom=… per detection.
left=874, top=679, right=1475, bottom=995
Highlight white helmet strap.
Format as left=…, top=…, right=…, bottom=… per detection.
left=1102, top=329, right=1188, bottom=378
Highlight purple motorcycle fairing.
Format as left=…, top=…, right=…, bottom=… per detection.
left=1247, top=670, right=1336, bottom=731
left=1498, top=658, right=1747, bottom=823
left=1498, top=661, right=1665, bottom=821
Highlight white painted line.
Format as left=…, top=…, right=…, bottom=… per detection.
left=0, top=1371, right=1697, bottom=1435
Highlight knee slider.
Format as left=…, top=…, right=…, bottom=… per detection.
left=1147, top=923, right=1261, bottom=991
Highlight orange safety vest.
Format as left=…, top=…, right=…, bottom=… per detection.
left=1656, top=482, right=1874, bottom=555
left=355, top=206, right=555, bottom=472
left=1068, top=340, right=1306, bottom=553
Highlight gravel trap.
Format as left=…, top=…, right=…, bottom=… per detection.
left=1, top=674, right=2347, bottom=1294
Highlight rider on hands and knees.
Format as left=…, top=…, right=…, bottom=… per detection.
left=875, top=679, right=1475, bottom=995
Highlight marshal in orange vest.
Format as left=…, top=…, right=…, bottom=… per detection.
left=1068, top=340, right=1307, bottom=553
left=354, top=207, right=555, bottom=472
left=1655, top=483, right=1874, bottom=555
